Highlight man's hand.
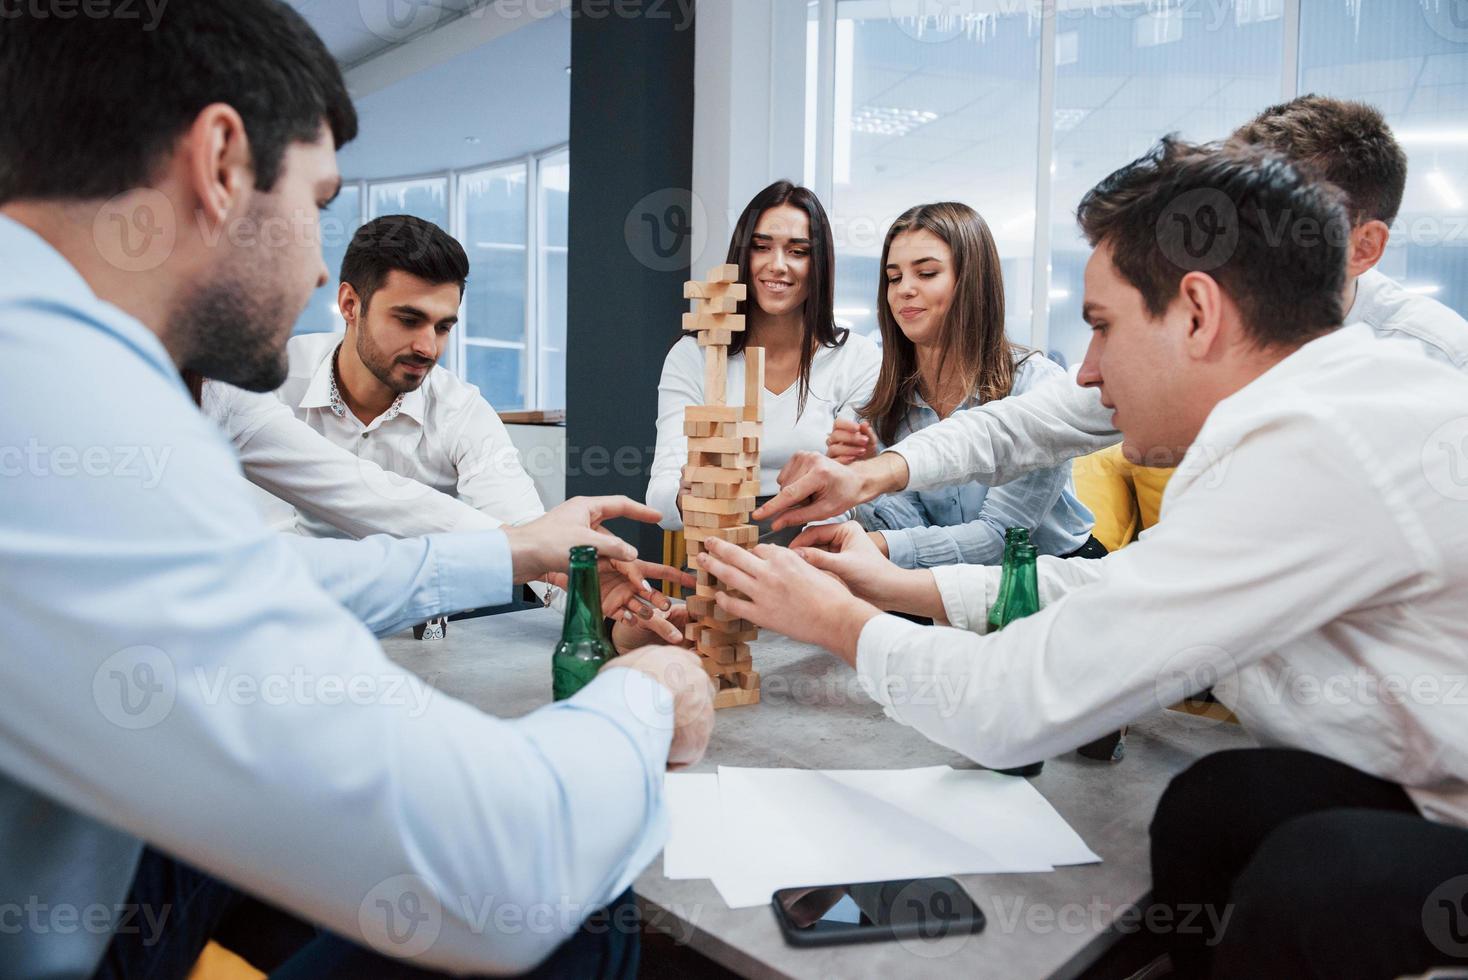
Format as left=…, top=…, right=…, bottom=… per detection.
left=503, top=496, right=660, bottom=584
left=603, top=645, right=714, bottom=770
left=789, top=523, right=943, bottom=619
left=826, top=419, right=878, bottom=464
left=695, top=538, right=881, bottom=667
left=612, top=601, right=691, bottom=653
left=751, top=451, right=910, bottom=531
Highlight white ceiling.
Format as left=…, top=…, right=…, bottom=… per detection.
left=290, top=0, right=571, bottom=180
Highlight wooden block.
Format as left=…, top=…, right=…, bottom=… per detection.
left=685, top=406, right=741, bottom=423
left=685, top=281, right=747, bottom=300
left=686, top=595, right=714, bottom=619
left=743, top=346, right=765, bottom=422
left=684, top=465, right=745, bottom=484
left=683, top=523, right=757, bottom=544
left=685, top=510, right=746, bottom=529
left=696, top=329, right=733, bottom=348
left=694, top=581, right=719, bottom=599
left=699, top=625, right=758, bottom=644
left=695, top=480, right=760, bottom=500
left=682, top=420, right=713, bottom=438
left=706, top=263, right=740, bottom=283
left=687, top=435, right=744, bottom=454
left=744, top=437, right=759, bottom=454
left=713, top=452, right=758, bottom=469
left=696, top=295, right=740, bottom=314
left=681, top=494, right=756, bottom=516
left=713, top=685, right=760, bottom=709
left=734, top=669, right=760, bottom=691
left=704, top=345, right=726, bottom=404
left=697, top=639, right=751, bottom=665
left=683, top=312, right=746, bottom=333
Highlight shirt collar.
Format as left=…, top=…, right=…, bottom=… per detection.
left=306, top=339, right=422, bottom=427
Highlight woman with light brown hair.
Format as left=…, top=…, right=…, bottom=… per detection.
left=828, top=201, right=1100, bottom=568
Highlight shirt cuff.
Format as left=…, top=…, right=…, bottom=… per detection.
left=879, top=528, right=917, bottom=569
left=888, top=444, right=942, bottom=493
left=931, top=564, right=991, bottom=633
left=428, top=529, right=515, bottom=611
left=854, top=613, right=929, bottom=726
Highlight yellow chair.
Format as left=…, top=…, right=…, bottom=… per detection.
left=188, top=942, right=263, bottom=980
left=1072, top=443, right=1171, bottom=552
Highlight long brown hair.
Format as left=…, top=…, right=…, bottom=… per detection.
left=724, top=180, right=846, bottom=417
left=860, top=202, right=1030, bottom=446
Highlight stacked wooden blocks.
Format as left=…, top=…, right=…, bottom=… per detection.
left=681, top=263, right=765, bottom=709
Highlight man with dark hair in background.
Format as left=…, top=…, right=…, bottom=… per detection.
left=204, top=214, right=691, bottom=647
left=702, top=139, right=1468, bottom=977
left=0, top=3, right=711, bottom=978
left=764, top=93, right=1468, bottom=528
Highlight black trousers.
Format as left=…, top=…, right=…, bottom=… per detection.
left=1150, top=747, right=1468, bottom=979
left=94, top=847, right=640, bottom=980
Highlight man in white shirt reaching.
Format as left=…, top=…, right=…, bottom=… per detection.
left=700, top=139, right=1468, bottom=978
left=802, top=94, right=1468, bottom=516
left=206, top=214, right=690, bottom=646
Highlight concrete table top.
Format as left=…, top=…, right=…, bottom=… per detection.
left=383, top=607, right=1254, bottom=979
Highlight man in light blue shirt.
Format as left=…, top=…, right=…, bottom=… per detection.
left=0, top=4, right=710, bottom=978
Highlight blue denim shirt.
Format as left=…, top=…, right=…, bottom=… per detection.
left=857, top=354, right=1095, bottom=569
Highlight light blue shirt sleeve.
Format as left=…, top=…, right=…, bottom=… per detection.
left=0, top=218, right=672, bottom=976
left=285, top=531, right=513, bottom=637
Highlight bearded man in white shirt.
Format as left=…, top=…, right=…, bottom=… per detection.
left=700, top=140, right=1468, bottom=978
left=206, top=213, right=690, bottom=646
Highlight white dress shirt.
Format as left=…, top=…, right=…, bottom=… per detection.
left=205, top=331, right=543, bottom=539
left=647, top=332, right=882, bottom=528
left=888, top=269, right=1468, bottom=491
left=0, top=216, right=673, bottom=977
left=855, top=324, right=1468, bottom=826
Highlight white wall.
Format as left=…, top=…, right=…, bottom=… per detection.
left=691, top=0, right=810, bottom=276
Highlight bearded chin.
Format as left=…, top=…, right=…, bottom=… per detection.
left=171, top=274, right=292, bottom=393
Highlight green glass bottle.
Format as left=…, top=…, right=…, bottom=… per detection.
left=987, top=527, right=1031, bottom=632
left=993, top=543, right=1046, bottom=778
left=552, top=546, right=615, bottom=701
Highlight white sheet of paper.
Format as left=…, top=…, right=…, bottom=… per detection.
left=709, top=766, right=1073, bottom=909
left=662, top=773, right=721, bottom=879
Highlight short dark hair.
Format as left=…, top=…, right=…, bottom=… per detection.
left=340, top=215, right=470, bottom=313
left=1076, top=137, right=1349, bottom=349
left=1230, top=94, right=1407, bottom=226
left=0, top=0, right=357, bottom=204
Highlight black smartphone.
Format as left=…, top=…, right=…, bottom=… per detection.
left=772, top=877, right=986, bottom=948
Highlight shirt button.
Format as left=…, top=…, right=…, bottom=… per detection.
left=361, top=432, right=369, bottom=439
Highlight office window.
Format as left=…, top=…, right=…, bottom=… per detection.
left=294, top=183, right=362, bottom=335
left=368, top=176, right=450, bottom=229
left=1046, top=4, right=1284, bottom=366
left=1299, top=0, right=1468, bottom=318
left=828, top=1, right=1042, bottom=344
left=538, top=149, right=571, bottom=411
left=460, top=164, right=529, bottom=411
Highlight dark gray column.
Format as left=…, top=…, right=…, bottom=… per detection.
left=565, top=0, right=696, bottom=562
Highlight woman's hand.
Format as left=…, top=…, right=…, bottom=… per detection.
left=612, top=600, right=691, bottom=653
left=826, top=419, right=878, bottom=464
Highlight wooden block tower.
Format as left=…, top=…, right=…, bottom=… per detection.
left=681, top=263, right=764, bottom=709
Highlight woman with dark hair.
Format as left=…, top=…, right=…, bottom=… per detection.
left=829, top=201, right=1100, bottom=568
left=647, top=180, right=881, bottom=541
